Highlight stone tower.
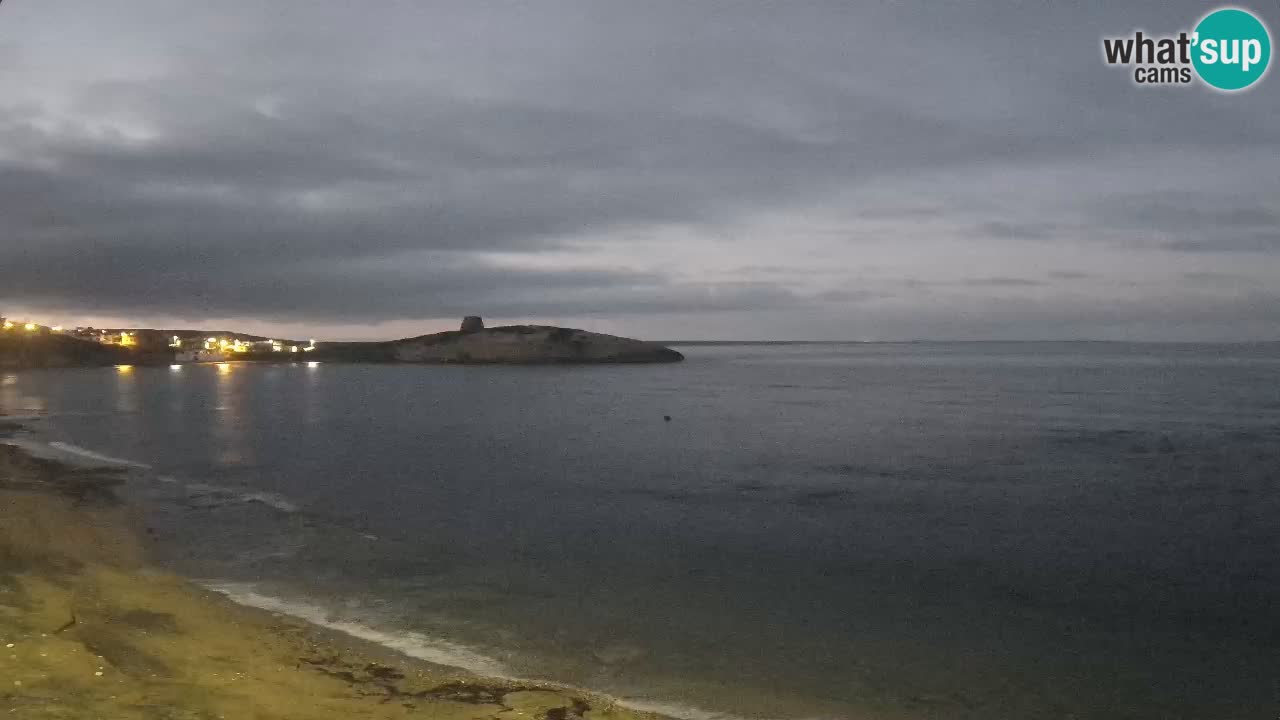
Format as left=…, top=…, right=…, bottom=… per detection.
left=460, top=316, right=484, bottom=333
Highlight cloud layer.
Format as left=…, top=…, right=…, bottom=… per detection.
left=2, top=1, right=1278, bottom=340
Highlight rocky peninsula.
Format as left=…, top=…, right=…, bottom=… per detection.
left=317, top=317, right=684, bottom=364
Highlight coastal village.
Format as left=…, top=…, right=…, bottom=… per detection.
left=0, top=314, right=316, bottom=364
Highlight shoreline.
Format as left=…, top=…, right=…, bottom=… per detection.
left=0, top=426, right=667, bottom=720
left=0, top=321, right=683, bottom=369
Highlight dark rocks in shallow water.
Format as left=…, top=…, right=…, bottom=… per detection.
left=460, top=316, right=485, bottom=333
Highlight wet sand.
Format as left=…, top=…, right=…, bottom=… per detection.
left=0, top=442, right=662, bottom=720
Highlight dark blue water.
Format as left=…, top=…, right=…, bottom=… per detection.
left=3, top=343, right=1280, bottom=719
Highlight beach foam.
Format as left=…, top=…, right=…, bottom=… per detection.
left=199, top=582, right=784, bottom=720
left=48, top=441, right=153, bottom=468
left=182, top=482, right=301, bottom=513
left=1, top=435, right=303, bottom=514
left=237, top=491, right=301, bottom=513
left=0, top=438, right=151, bottom=469
left=199, top=582, right=511, bottom=677
left=615, top=699, right=791, bottom=720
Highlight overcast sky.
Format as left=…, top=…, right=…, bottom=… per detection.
left=2, top=1, right=1278, bottom=340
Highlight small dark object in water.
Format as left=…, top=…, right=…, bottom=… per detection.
left=663, top=415, right=671, bottom=422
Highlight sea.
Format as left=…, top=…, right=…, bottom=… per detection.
left=3, top=342, right=1279, bottom=720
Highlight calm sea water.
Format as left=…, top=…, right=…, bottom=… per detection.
left=3, top=343, right=1280, bottom=719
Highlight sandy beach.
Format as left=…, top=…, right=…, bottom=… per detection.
left=0, top=437, right=660, bottom=720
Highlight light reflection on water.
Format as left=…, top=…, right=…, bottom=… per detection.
left=114, top=365, right=138, bottom=414
left=0, top=373, right=40, bottom=413
left=166, top=365, right=186, bottom=420
left=213, top=362, right=248, bottom=466
left=301, top=361, right=322, bottom=425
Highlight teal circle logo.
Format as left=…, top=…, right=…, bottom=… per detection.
left=1192, top=8, right=1271, bottom=90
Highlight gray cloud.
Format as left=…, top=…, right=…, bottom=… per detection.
left=1, top=1, right=1279, bottom=339
left=961, top=277, right=1047, bottom=288
left=814, top=289, right=886, bottom=303
left=1165, top=232, right=1280, bottom=253
left=1091, top=193, right=1280, bottom=253
left=976, top=221, right=1060, bottom=241
left=1179, top=271, right=1254, bottom=287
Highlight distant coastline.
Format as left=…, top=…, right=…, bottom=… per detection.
left=665, top=339, right=1280, bottom=345
left=0, top=316, right=683, bottom=368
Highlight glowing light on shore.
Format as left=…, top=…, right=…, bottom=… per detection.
left=115, top=365, right=134, bottom=373
left=306, top=361, right=320, bottom=368
left=169, top=364, right=182, bottom=371
left=216, top=363, right=232, bottom=374
left=23, top=323, right=36, bottom=331
left=1, top=321, right=13, bottom=330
